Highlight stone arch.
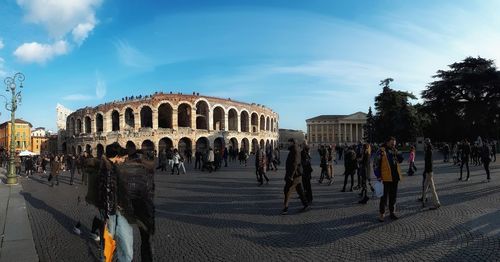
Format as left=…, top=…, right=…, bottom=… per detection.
left=266, top=139, right=270, bottom=149
left=85, top=144, right=92, bottom=155
left=70, top=117, right=76, bottom=135
left=240, top=110, right=250, bottom=132
left=95, top=113, right=104, bottom=132
left=96, top=144, right=104, bottom=158
left=241, top=138, right=249, bottom=153
left=77, top=145, right=82, bottom=155
left=228, top=108, right=238, bottom=131
left=213, top=106, right=225, bottom=131
left=229, top=137, right=238, bottom=152
left=111, top=110, right=120, bottom=131
left=178, top=103, right=192, bottom=128
left=251, top=113, right=259, bottom=132
left=84, top=116, right=92, bottom=134
left=159, top=137, right=173, bottom=153
left=260, top=139, right=265, bottom=149
left=251, top=138, right=258, bottom=153
left=260, top=115, right=265, bottom=131
left=76, top=118, right=82, bottom=134
left=196, top=137, right=210, bottom=153
left=214, top=137, right=225, bottom=152
left=141, top=140, right=155, bottom=154
left=158, top=103, right=173, bottom=129
left=195, top=100, right=210, bottom=130
left=266, top=116, right=270, bottom=131
left=178, top=137, right=192, bottom=156
left=124, top=107, right=135, bottom=129
left=140, top=106, right=153, bottom=128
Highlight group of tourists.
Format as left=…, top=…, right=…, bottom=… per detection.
left=156, top=148, right=187, bottom=175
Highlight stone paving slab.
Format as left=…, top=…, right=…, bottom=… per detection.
left=19, top=154, right=500, bottom=262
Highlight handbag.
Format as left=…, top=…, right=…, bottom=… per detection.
left=374, top=180, right=384, bottom=198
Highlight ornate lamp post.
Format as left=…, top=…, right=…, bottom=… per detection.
left=3, top=72, right=24, bottom=185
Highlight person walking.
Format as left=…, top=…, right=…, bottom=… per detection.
left=195, top=150, right=202, bottom=169
left=157, top=149, right=167, bottom=172
left=238, top=150, right=248, bottom=167
left=358, top=143, right=372, bottom=204
left=69, top=155, right=77, bottom=185
left=223, top=147, right=228, bottom=167
left=374, top=136, right=404, bottom=222
left=407, top=146, right=416, bottom=176
left=481, top=141, right=492, bottom=182
left=301, top=143, right=313, bottom=204
left=171, top=149, right=180, bottom=175
left=326, top=146, right=335, bottom=185
left=342, top=146, right=358, bottom=192
left=255, top=146, right=269, bottom=186
left=421, top=138, right=441, bottom=210
left=207, top=148, right=215, bottom=173
left=281, top=139, right=309, bottom=215
left=49, top=155, right=61, bottom=187
left=459, top=139, right=471, bottom=181
left=24, top=156, right=34, bottom=178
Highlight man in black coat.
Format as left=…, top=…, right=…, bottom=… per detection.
left=281, top=139, right=309, bottom=215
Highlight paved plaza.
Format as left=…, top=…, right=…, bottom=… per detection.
left=18, top=153, right=500, bottom=261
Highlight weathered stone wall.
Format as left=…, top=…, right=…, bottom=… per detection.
left=63, top=93, right=279, bottom=156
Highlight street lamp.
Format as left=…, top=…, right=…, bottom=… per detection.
left=3, top=72, right=24, bottom=185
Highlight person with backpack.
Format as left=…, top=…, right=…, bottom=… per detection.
left=421, top=138, right=441, bottom=210
left=374, top=136, right=404, bottom=222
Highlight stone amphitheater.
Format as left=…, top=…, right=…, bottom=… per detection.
left=62, top=93, right=279, bottom=157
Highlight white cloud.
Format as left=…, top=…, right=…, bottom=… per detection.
left=16, top=0, right=102, bottom=40
left=13, top=40, right=69, bottom=64
left=0, top=39, right=4, bottom=49
left=72, top=19, right=96, bottom=45
left=115, top=40, right=153, bottom=69
left=0, top=57, right=7, bottom=77
left=63, top=73, right=107, bottom=101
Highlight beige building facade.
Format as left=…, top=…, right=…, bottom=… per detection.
left=306, top=112, right=367, bottom=147
left=63, top=93, right=279, bottom=156
left=278, top=129, right=305, bottom=149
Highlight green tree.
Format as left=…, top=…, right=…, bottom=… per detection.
left=421, top=57, right=500, bottom=141
left=373, top=78, right=418, bottom=143
left=363, top=106, right=375, bottom=143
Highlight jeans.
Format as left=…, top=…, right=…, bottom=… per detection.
left=483, top=161, right=491, bottom=180
left=343, top=171, right=355, bottom=191
left=107, top=211, right=133, bottom=262
left=70, top=168, right=76, bottom=184
left=379, top=181, right=398, bottom=214
left=460, top=159, right=470, bottom=179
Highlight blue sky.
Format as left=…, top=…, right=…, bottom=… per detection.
left=1, top=0, right=500, bottom=131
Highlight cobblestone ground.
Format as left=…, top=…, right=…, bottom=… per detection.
left=20, top=153, right=500, bottom=262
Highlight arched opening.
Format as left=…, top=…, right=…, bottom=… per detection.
left=126, top=141, right=136, bottom=153
left=266, top=139, right=270, bottom=150
left=106, top=142, right=122, bottom=157
left=260, top=115, right=265, bottom=131
left=84, top=116, right=91, bottom=133
left=112, top=110, right=120, bottom=131
left=178, top=103, right=192, bottom=128
left=140, top=106, right=153, bottom=128
left=85, top=144, right=92, bottom=155
left=196, top=137, right=209, bottom=154
left=240, top=111, right=249, bottom=132
left=214, top=137, right=225, bottom=153
left=96, top=144, right=104, bottom=158
left=228, top=109, right=238, bottom=131
left=158, top=103, right=173, bottom=129
left=62, top=142, right=67, bottom=155
left=178, top=137, right=192, bottom=157
left=213, top=106, right=225, bottom=131
left=241, top=138, right=249, bottom=153
left=251, top=113, right=258, bottom=132
left=229, top=138, right=238, bottom=153
left=251, top=138, right=258, bottom=153
left=77, top=145, right=82, bottom=155
left=266, top=117, right=270, bottom=131
left=76, top=119, right=82, bottom=134
left=96, top=113, right=103, bottom=132
left=141, top=140, right=155, bottom=154
left=271, top=118, right=274, bottom=132
left=159, top=137, right=173, bottom=153
left=125, top=108, right=135, bottom=129
left=71, top=146, right=76, bottom=155
left=70, top=118, right=75, bottom=135
left=195, top=101, right=209, bottom=130
left=260, top=139, right=265, bottom=149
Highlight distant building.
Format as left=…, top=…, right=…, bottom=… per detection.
left=56, top=103, right=73, bottom=131
left=31, top=127, right=50, bottom=155
left=279, top=129, right=306, bottom=149
left=306, top=112, right=367, bottom=147
left=0, top=119, right=33, bottom=152
left=48, top=134, right=59, bottom=155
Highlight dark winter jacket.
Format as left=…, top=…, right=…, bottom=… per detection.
left=424, top=144, right=433, bottom=173
left=285, top=144, right=301, bottom=181
left=300, top=149, right=312, bottom=179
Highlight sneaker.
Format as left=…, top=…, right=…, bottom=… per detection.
left=281, top=208, right=289, bottom=215
left=430, top=203, right=441, bottom=210
left=73, top=227, right=81, bottom=235
left=378, top=213, right=385, bottom=222
left=328, top=180, right=334, bottom=186
left=389, top=213, right=399, bottom=220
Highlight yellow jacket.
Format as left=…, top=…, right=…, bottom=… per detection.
left=374, top=147, right=402, bottom=182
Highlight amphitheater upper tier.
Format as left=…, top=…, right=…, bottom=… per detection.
left=63, top=93, right=279, bottom=156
